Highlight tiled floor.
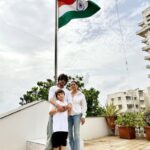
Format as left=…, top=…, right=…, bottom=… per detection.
left=84, top=136, right=150, bottom=150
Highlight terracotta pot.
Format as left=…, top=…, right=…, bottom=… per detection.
left=105, top=116, right=117, bottom=135
left=118, top=126, right=135, bottom=139
left=144, top=126, right=150, bottom=141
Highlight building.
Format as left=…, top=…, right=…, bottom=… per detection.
left=107, top=88, right=150, bottom=113
left=137, top=7, right=150, bottom=78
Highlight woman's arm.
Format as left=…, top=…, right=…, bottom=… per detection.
left=81, top=94, right=87, bottom=124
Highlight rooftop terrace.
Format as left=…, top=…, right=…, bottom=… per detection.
left=85, top=136, right=150, bottom=150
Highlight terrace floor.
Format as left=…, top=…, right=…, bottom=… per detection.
left=84, top=136, right=150, bottom=150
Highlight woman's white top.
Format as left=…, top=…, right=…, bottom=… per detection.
left=70, top=91, right=87, bottom=118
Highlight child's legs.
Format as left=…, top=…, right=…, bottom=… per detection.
left=51, top=132, right=61, bottom=149
left=60, top=146, right=66, bottom=150
left=60, top=132, right=68, bottom=149
left=53, top=147, right=59, bottom=150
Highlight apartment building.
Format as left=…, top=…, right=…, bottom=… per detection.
left=107, top=88, right=150, bottom=113
left=137, top=7, right=150, bottom=78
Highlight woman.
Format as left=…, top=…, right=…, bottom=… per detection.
left=68, top=81, right=87, bottom=150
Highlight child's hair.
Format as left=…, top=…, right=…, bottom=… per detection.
left=55, top=89, right=65, bottom=99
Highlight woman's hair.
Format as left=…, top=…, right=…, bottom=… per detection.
left=55, top=89, right=65, bottom=99
left=70, top=80, right=78, bottom=86
left=58, top=74, right=68, bottom=83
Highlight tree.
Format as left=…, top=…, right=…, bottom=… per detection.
left=19, top=79, right=54, bottom=105
left=19, top=75, right=103, bottom=116
left=83, top=88, right=103, bottom=117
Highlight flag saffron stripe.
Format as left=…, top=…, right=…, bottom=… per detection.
left=58, top=0, right=76, bottom=7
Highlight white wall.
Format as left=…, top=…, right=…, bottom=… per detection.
left=81, top=117, right=109, bottom=140
left=0, top=101, right=49, bottom=150
left=0, top=101, right=109, bottom=150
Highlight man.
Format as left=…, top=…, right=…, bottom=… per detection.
left=45, top=74, right=72, bottom=150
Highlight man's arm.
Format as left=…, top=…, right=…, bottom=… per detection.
left=49, top=98, right=65, bottom=112
left=49, top=108, right=58, bottom=115
left=48, top=87, right=66, bottom=112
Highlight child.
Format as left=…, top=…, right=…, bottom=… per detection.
left=49, top=89, right=69, bottom=150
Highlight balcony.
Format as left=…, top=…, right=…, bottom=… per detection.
left=139, top=97, right=144, bottom=101
left=138, top=21, right=144, bottom=27
left=136, top=26, right=150, bottom=37
left=146, top=64, right=150, bottom=69
left=140, top=105, right=146, bottom=108
left=142, top=38, right=147, bottom=43
left=142, top=45, right=150, bottom=52
left=144, top=55, right=150, bottom=60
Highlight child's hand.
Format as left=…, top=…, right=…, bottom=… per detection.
left=57, top=105, right=66, bottom=112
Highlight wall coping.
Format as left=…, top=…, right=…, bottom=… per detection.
left=0, top=100, right=48, bottom=120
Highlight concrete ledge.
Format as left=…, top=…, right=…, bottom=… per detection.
left=26, top=139, right=45, bottom=150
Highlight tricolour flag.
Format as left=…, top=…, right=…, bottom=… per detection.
left=58, top=0, right=100, bottom=28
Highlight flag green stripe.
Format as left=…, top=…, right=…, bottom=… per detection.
left=59, top=1, right=100, bottom=28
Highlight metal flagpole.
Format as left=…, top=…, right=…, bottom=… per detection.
left=54, top=0, right=58, bottom=84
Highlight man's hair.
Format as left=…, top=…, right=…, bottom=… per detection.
left=55, top=89, right=65, bottom=99
left=58, top=73, right=68, bottom=83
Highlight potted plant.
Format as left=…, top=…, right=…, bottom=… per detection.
left=116, top=112, right=145, bottom=139
left=144, top=108, right=150, bottom=141
left=103, top=103, right=119, bottom=135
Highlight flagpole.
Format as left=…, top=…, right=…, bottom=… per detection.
left=54, top=0, right=58, bottom=84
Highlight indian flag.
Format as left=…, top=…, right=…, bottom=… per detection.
left=59, top=0, right=100, bottom=28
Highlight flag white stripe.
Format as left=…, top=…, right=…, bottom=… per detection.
left=59, top=1, right=88, bottom=18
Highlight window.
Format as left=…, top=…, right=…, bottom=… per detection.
left=127, top=104, right=133, bottom=109
left=139, top=90, right=143, bottom=97
left=118, top=105, right=122, bottom=109
left=134, top=97, right=137, bottom=100
left=146, top=14, right=150, bottom=18
left=126, top=96, right=131, bottom=100
left=136, top=105, right=138, bottom=108
left=140, top=100, right=144, bottom=104
left=118, top=97, right=121, bottom=100
left=111, top=98, right=114, bottom=101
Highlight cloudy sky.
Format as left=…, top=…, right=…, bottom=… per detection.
left=0, top=0, right=150, bottom=114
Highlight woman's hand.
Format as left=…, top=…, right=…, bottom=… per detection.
left=65, top=103, right=72, bottom=111
left=81, top=118, right=85, bottom=125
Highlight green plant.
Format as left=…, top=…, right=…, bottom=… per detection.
left=116, top=112, right=145, bottom=127
left=144, top=108, right=150, bottom=126
left=103, top=103, right=119, bottom=116
left=116, top=112, right=136, bottom=127
left=135, top=112, right=145, bottom=127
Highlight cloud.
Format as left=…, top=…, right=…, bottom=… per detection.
left=0, top=0, right=150, bottom=113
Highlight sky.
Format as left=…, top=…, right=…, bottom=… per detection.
left=0, top=0, right=150, bottom=114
